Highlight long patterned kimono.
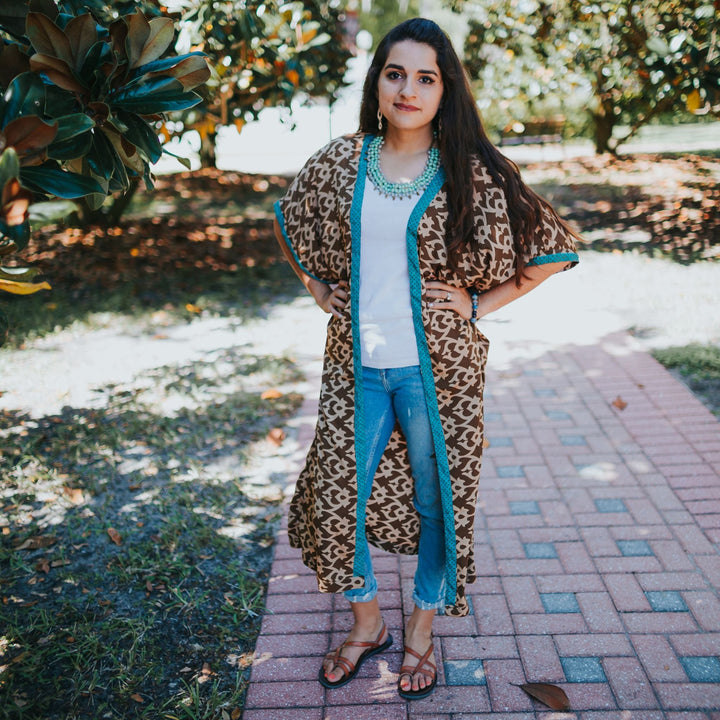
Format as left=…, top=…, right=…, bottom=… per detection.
left=274, top=133, right=578, bottom=616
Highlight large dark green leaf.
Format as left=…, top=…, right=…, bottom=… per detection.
left=53, top=112, right=94, bottom=143
left=0, top=148, right=21, bottom=190
left=134, top=51, right=207, bottom=76
left=111, top=74, right=180, bottom=97
left=47, top=130, right=93, bottom=160
left=0, top=218, right=30, bottom=248
left=80, top=39, right=115, bottom=80
left=20, top=162, right=104, bottom=198
left=113, top=89, right=203, bottom=114
left=44, top=84, right=81, bottom=116
left=116, top=110, right=161, bottom=163
left=2, top=72, right=46, bottom=127
left=88, top=129, right=128, bottom=191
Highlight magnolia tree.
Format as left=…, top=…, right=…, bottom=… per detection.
left=176, top=0, right=353, bottom=167
left=0, top=0, right=210, bottom=337
left=456, top=0, right=720, bottom=153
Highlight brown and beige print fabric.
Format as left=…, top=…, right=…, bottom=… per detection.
left=275, top=133, right=578, bottom=616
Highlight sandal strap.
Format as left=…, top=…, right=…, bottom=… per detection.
left=400, top=643, right=436, bottom=680
left=324, top=623, right=388, bottom=679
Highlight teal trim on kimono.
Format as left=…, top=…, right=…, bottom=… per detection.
left=273, top=200, right=326, bottom=283
left=527, top=251, right=579, bottom=267
left=405, top=166, right=458, bottom=607
left=350, top=134, right=372, bottom=579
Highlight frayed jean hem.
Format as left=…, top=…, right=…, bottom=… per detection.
left=412, top=591, right=445, bottom=611
left=344, top=575, right=378, bottom=604
left=344, top=588, right=377, bottom=603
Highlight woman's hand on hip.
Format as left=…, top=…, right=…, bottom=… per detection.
left=310, top=279, right=348, bottom=318
left=426, top=281, right=472, bottom=320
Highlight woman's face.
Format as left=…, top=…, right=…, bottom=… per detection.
left=377, top=40, right=444, bottom=135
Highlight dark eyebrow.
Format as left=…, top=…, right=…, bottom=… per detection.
left=385, top=63, right=438, bottom=76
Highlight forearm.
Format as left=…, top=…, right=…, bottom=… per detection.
left=475, top=262, right=566, bottom=319
left=273, top=216, right=347, bottom=317
left=273, top=216, right=329, bottom=305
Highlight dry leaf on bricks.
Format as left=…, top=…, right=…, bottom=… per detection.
left=515, top=682, right=570, bottom=711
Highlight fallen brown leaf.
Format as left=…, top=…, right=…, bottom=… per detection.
left=130, top=693, right=144, bottom=703
left=611, top=395, right=627, bottom=410
left=14, top=535, right=57, bottom=551
left=63, top=487, right=85, bottom=504
left=515, top=682, right=570, bottom=710
left=35, top=559, right=50, bottom=574
left=107, top=528, right=122, bottom=545
left=261, top=388, right=283, bottom=400
left=266, top=427, right=285, bottom=446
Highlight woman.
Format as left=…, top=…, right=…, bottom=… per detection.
left=273, top=18, right=579, bottom=699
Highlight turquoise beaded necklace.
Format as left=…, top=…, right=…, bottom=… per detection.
left=366, top=134, right=440, bottom=199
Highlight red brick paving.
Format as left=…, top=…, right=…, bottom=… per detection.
left=244, top=333, right=720, bottom=719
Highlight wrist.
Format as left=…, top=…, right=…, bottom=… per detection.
left=307, top=278, right=330, bottom=305
left=469, top=291, right=479, bottom=324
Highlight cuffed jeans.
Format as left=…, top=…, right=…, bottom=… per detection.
left=345, top=365, right=445, bottom=610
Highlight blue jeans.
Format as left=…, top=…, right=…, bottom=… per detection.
left=345, top=365, right=446, bottom=610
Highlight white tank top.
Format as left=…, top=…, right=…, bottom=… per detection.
left=359, top=177, right=421, bottom=368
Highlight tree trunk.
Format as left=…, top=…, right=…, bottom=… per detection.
left=106, top=178, right=140, bottom=225
left=199, top=130, right=218, bottom=168
left=592, top=110, right=615, bottom=154
left=72, top=178, right=141, bottom=228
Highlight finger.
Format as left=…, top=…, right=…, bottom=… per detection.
left=425, top=280, right=452, bottom=292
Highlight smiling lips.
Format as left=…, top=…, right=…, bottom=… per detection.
left=394, top=102, right=420, bottom=111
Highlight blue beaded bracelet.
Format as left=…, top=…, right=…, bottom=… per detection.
left=470, top=291, right=479, bottom=324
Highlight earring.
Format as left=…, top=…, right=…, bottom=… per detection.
left=437, top=116, right=443, bottom=140
left=377, top=108, right=383, bottom=132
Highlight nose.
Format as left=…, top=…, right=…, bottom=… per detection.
left=399, top=77, right=415, bottom=98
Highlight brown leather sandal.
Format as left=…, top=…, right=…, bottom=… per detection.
left=318, top=623, right=393, bottom=689
left=397, top=642, right=437, bottom=700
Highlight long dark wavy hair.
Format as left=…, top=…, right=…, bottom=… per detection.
left=358, top=18, right=580, bottom=281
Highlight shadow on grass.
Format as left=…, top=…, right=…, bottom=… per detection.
left=532, top=180, right=720, bottom=264
left=1, top=168, right=296, bottom=348
left=0, top=349, right=302, bottom=719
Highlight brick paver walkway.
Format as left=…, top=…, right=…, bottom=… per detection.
left=244, top=330, right=720, bottom=720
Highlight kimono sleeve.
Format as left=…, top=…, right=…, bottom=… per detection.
left=523, top=204, right=580, bottom=271
left=273, top=150, right=334, bottom=282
